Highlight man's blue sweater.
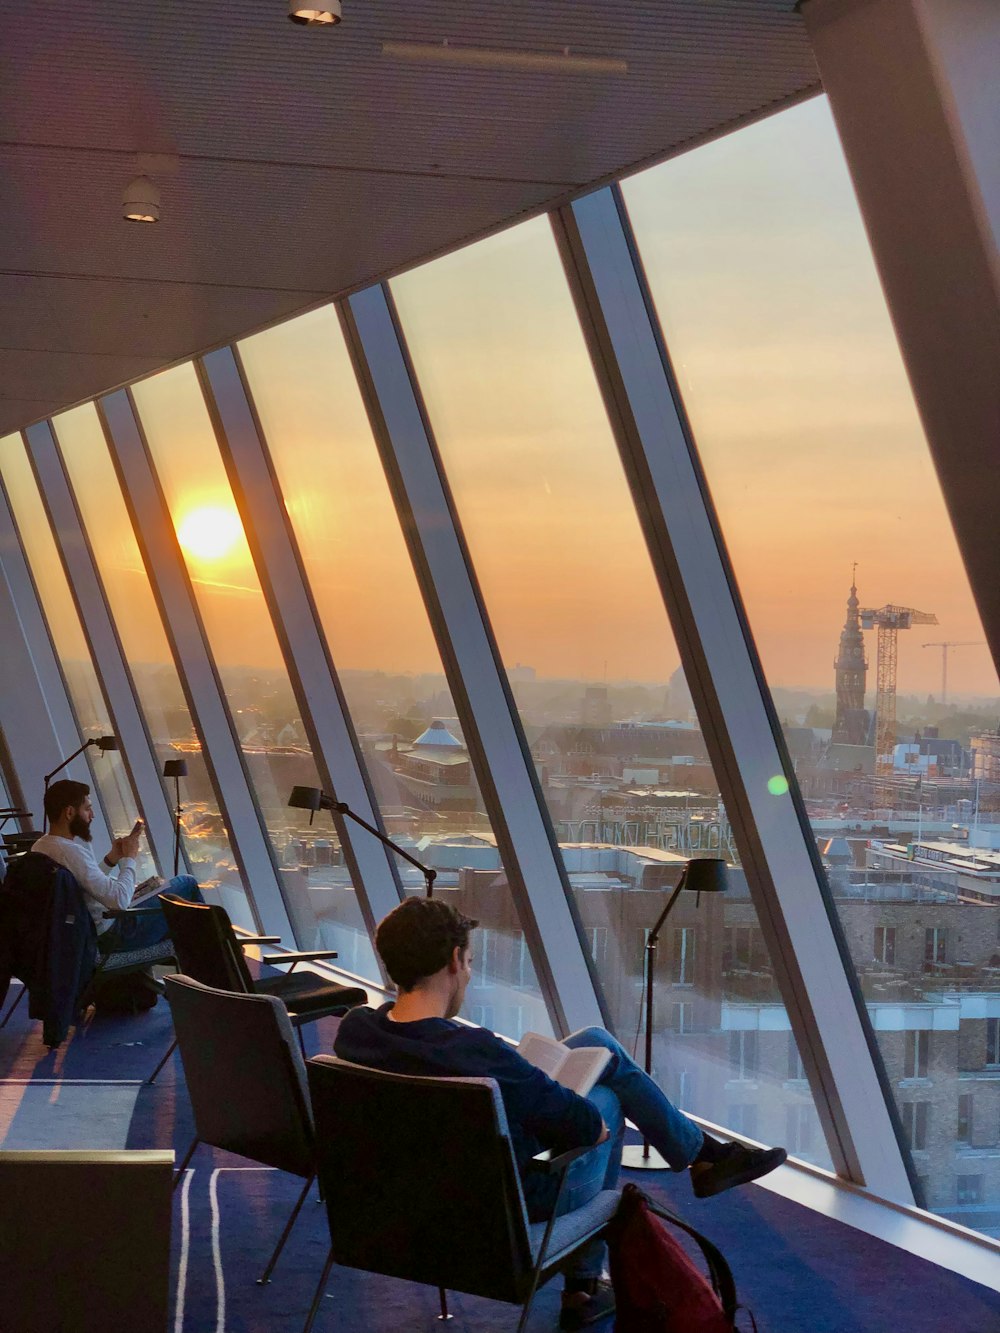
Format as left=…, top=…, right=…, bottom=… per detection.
left=334, top=1003, right=603, bottom=1216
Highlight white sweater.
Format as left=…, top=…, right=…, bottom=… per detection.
left=31, top=834, right=136, bottom=935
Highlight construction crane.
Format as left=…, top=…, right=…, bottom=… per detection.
left=921, top=641, right=985, bottom=705
left=860, top=604, right=938, bottom=780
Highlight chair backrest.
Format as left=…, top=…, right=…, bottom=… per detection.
left=307, top=1055, right=533, bottom=1305
left=165, top=974, right=314, bottom=1177
left=157, top=894, right=255, bottom=993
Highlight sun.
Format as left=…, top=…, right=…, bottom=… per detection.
left=176, top=505, right=243, bottom=560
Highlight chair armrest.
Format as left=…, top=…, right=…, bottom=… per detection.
left=529, top=1142, right=599, bottom=1175
left=261, top=950, right=339, bottom=966
left=238, top=935, right=282, bottom=947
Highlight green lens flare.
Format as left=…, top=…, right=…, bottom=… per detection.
left=767, top=775, right=790, bottom=796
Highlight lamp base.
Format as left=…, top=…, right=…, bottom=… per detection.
left=621, top=1144, right=669, bottom=1171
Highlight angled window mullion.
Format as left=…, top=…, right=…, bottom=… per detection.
left=554, top=185, right=913, bottom=1203
left=342, top=284, right=605, bottom=1036
left=197, top=345, right=402, bottom=938
left=0, top=485, right=110, bottom=844
left=98, top=389, right=292, bottom=940
left=24, top=421, right=177, bottom=874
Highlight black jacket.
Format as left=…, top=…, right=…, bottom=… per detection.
left=0, top=852, right=98, bottom=1047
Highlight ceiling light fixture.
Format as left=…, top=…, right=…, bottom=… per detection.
left=380, top=39, right=627, bottom=75
left=122, top=175, right=160, bottom=223
left=288, top=1, right=341, bottom=24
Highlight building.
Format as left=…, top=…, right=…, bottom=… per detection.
left=1, top=0, right=999, bottom=1316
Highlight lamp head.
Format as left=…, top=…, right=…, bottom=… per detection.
left=163, top=758, right=188, bottom=779
left=682, top=858, right=728, bottom=896
left=288, top=1, right=341, bottom=24
left=94, top=735, right=118, bottom=752
left=288, top=785, right=332, bottom=826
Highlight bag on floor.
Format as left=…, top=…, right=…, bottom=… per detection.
left=607, top=1182, right=752, bottom=1333
left=91, top=971, right=159, bottom=1014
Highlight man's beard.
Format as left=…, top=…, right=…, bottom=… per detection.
left=68, top=813, right=92, bottom=842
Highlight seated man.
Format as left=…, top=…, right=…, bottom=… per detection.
left=32, top=778, right=203, bottom=954
left=335, top=898, right=786, bottom=1330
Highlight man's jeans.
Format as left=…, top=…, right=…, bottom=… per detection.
left=551, top=1026, right=704, bottom=1280
left=98, top=875, right=204, bottom=953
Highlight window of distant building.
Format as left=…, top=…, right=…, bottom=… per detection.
left=904, top=1101, right=930, bottom=1151
left=474, top=928, right=496, bottom=990
left=904, top=1030, right=930, bottom=1080
left=729, top=1030, right=759, bottom=1082
left=587, top=925, right=609, bottom=971
left=672, top=926, right=697, bottom=986
left=957, top=1094, right=973, bottom=1144
left=787, top=1033, right=807, bottom=1082
left=785, top=1104, right=814, bottom=1155
left=470, top=1004, right=495, bottom=1030
left=924, top=927, right=949, bottom=966
left=957, top=1175, right=983, bottom=1207
left=987, top=1018, right=1000, bottom=1067
left=672, top=1002, right=693, bottom=1034
left=874, top=925, right=896, bottom=965
left=727, top=1103, right=758, bottom=1139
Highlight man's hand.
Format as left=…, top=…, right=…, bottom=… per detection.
left=120, top=823, right=144, bottom=861
left=104, top=836, right=125, bottom=868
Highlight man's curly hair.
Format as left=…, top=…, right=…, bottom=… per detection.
left=375, top=897, right=478, bottom=992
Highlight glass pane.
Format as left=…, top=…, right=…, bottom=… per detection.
left=51, top=403, right=249, bottom=924
left=624, top=96, right=1000, bottom=1227
left=392, top=217, right=828, bottom=1162
left=130, top=363, right=375, bottom=967
left=237, top=306, right=551, bottom=1036
left=0, top=431, right=151, bottom=874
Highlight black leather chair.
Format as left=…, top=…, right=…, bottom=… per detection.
left=303, top=1055, right=621, bottom=1333
left=165, top=974, right=318, bottom=1284
left=152, top=894, right=367, bottom=1081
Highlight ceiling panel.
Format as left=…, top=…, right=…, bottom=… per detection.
left=0, top=0, right=819, bottom=433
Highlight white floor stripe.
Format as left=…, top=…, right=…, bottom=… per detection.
left=209, top=1168, right=226, bottom=1333
left=174, top=1169, right=193, bottom=1333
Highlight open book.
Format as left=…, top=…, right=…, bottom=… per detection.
left=518, top=1032, right=612, bottom=1097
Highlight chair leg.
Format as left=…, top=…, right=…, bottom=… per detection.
left=147, top=1036, right=178, bottom=1085
left=173, top=1137, right=199, bottom=1189
left=437, top=1288, right=452, bottom=1321
left=257, top=1173, right=314, bottom=1285
left=0, top=985, right=26, bottom=1028
left=297, top=1025, right=307, bottom=1060
left=301, top=1245, right=336, bottom=1333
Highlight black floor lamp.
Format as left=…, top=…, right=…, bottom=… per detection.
left=42, top=735, right=117, bottom=831
left=163, top=758, right=188, bottom=876
left=621, top=856, right=729, bottom=1170
left=288, top=786, right=437, bottom=898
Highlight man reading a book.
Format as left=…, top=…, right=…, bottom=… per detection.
left=334, top=897, right=786, bottom=1330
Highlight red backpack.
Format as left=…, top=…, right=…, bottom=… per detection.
left=607, top=1183, right=751, bottom=1333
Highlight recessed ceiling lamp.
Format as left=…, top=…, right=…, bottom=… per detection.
left=288, top=0, right=341, bottom=24
left=381, top=39, right=627, bottom=75
left=122, top=175, right=160, bottom=223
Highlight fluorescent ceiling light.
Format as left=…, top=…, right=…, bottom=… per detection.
left=289, top=1, right=341, bottom=24
left=381, top=40, right=627, bottom=75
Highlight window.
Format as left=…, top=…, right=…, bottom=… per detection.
left=587, top=926, right=609, bottom=971
left=470, top=1004, right=495, bottom=1030
left=957, top=1094, right=973, bottom=1144
left=672, top=926, right=697, bottom=986
left=957, top=1175, right=983, bottom=1207
left=903, top=1102, right=930, bottom=1152
left=391, top=208, right=825, bottom=1162
left=987, top=1019, right=1000, bottom=1067
left=474, top=927, right=495, bottom=989
left=724, top=925, right=756, bottom=970
left=671, top=1002, right=693, bottom=1034
left=904, top=1030, right=929, bottom=1080
left=622, top=92, right=998, bottom=1224
left=925, top=928, right=948, bottom=966
left=729, top=1030, right=759, bottom=1082
left=0, top=433, right=149, bottom=875
left=51, top=403, right=246, bottom=919
left=787, top=1034, right=807, bottom=1082
left=874, top=925, right=896, bottom=965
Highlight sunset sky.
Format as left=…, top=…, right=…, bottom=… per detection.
left=20, top=96, right=998, bottom=702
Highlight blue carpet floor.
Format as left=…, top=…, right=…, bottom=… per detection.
left=3, top=982, right=1000, bottom=1333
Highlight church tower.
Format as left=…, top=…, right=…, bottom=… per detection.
left=833, top=571, right=869, bottom=744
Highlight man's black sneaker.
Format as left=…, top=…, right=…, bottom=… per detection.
left=689, top=1142, right=787, bottom=1199
left=558, top=1277, right=616, bottom=1330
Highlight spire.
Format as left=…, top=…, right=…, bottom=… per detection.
left=833, top=567, right=869, bottom=745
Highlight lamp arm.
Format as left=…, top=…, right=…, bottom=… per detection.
left=43, top=739, right=95, bottom=787
left=329, top=799, right=437, bottom=897
left=646, top=867, right=689, bottom=948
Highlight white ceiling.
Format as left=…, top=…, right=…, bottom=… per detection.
left=0, top=0, right=819, bottom=434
